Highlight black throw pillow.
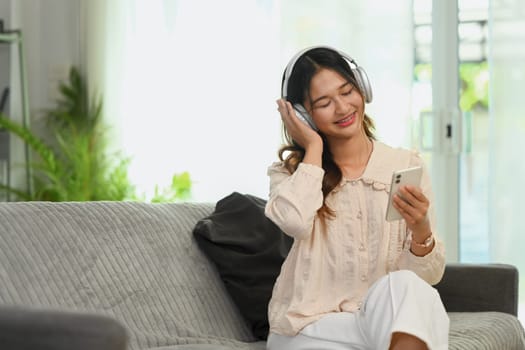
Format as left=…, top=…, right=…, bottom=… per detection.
left=192, top=192, right=292, bottom=340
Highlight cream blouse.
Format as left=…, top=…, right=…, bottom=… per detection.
left=264, top=140, right=446, bottom=336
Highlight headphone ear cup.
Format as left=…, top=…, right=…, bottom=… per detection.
left=353, top=66, right=373, bottom=103
left=293, top=104, right=318, bottom=131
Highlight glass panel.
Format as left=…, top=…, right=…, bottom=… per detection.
left=456, top=0, right=490, bottom=263
left=458, top=60, right=490, bottom=263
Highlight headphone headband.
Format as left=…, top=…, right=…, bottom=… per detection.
left=281, top=45, right=372, bottom=103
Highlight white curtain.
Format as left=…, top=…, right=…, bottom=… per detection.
left=84, top=0, right=282, bottom=201
left=84, top=0, right=413, bottom=202
left=488, top=0, right=525, bottom=312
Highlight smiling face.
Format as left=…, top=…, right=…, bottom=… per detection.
left=304, top=68, right=366, bottom=141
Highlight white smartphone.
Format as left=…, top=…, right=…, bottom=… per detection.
left=385, top=166, right=423, bottom=221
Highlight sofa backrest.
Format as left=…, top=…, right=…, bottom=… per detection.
left=0, top=201, right=258, bottom=349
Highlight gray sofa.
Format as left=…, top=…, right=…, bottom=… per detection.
left=0, top=200, right=524, bottom=349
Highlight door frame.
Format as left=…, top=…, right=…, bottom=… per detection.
left=431, top=0, right=460, bottom=262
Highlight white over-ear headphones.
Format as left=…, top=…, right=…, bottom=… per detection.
left=281, top=45, right=373, bottom=130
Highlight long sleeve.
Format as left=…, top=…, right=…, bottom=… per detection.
left=397, top=151, right=446, bottom=285
left=264, top=162, right=325, bottom=240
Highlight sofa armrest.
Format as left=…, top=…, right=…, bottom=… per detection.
left=434, top=263, right=519, bottom=316
left=0, top=306, right=127, bottom=350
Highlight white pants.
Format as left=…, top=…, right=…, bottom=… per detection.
left=267, top=270, right=449, bottom=350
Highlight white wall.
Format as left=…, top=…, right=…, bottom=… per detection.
left=11, top=0, right=82, bottom=120
left=2, top=0, right=82, bottom=192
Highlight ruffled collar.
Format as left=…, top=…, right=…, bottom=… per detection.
left=334, top=140, right=412, bottom=192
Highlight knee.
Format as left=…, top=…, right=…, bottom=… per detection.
left=390, top=269, right=419, bottom=280
left=389, top=270, right=438, bottom=296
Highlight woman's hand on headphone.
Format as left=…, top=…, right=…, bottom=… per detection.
left=277, top=99, right=323, bottom=151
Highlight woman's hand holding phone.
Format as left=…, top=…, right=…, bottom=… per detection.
left=386, top=167, right=432, bottom=248
left=392, top=185, right=431, bottom=236
left=393, top=185, right=435, bottom=256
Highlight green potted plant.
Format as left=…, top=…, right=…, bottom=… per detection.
left=0, top=66, right=134, bottom=201
left=0, top=66, right=193, bottom=202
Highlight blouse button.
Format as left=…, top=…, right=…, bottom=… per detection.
left=359, top=244, right=365, bottom=251
left=357, top=211, right=362, bottom=219
left=361, top=275, right=367, bottom=281
left=351, top=180, right=357, bottom=185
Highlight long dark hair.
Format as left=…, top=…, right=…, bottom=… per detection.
left=279, top=47, right=376, bottom=218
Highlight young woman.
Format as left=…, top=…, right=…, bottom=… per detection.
left=265, top=46, right=449, bottom=350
